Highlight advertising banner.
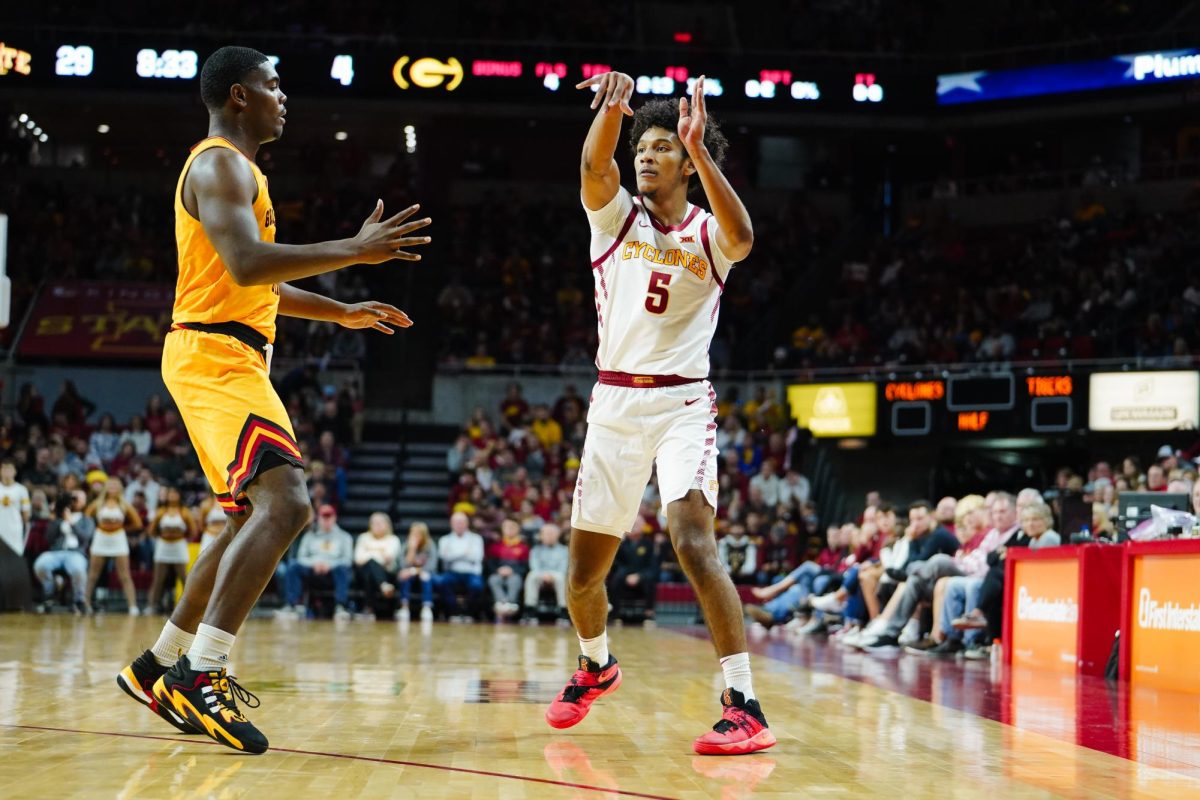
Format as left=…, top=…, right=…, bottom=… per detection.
left=18, top=281, right=172, bottom=361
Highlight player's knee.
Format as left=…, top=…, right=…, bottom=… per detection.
left=673, top=531, right=718, bottom=572
left=567, top=561, right=606, bottom=594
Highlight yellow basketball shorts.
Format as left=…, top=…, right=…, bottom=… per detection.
left=162, top=325, right=303, bottom=514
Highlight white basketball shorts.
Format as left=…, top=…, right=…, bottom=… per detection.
left=571, top=379, right=719, bottom=538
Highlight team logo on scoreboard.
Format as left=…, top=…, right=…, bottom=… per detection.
left=393, top=56, right=464, bottom=91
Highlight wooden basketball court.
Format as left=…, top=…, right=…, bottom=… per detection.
left=1, top=615, right=1197, bottom=799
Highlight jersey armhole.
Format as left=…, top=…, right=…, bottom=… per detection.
left=179, top=146, right=260, bottom=222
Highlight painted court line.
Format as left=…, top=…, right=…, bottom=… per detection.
left=2, top=723, right=678, bottom=800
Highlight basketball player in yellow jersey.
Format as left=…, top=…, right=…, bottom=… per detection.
left=114, top=46, right=431, bottom=755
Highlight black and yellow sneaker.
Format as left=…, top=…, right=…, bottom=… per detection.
left=152, top=655, right=268, bottom=754
left=117, top=650, right=199, bottom=735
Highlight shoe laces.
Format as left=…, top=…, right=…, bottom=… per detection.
left=209, top=672, right=261, bottom=718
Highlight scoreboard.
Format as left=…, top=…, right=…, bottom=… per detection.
left=789, top=371, right=1087, bottom=440
left=0, top=29, right=926, bottom=112
left=884, top=374, right=1076, bottom=437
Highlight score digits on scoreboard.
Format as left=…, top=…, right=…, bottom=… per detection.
left=136, top=49, right=199, bottom=80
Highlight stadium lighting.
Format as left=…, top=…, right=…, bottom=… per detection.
left=334, top=131, right=348, bottom=141
left=18, top=113, right=27, bottom=123
left=97, top=124, right=110, bottom=134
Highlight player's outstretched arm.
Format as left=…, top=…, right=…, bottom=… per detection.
left=189, top=148, right=431, bottom=287
left=678, top=76, right=754, bottom=262
left=278, top=283, right=413, bottom=335
left=577, top=71, right=634, bottom=211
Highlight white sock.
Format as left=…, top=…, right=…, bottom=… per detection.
left=578, top=631, right=609, bottom=666
left=186, top=623, right=236, bottom=672
left=720, top=652, right=755, bottom=701
left=150, top=621, right=196, bottom=667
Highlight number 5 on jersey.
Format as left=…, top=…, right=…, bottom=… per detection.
left=645, top=270, right=672, bottom=314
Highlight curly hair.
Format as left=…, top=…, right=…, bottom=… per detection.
left=628, top=97, right=729, bottom=173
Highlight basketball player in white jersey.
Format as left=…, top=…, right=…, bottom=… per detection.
left=543, top=71, right=775, bottom=755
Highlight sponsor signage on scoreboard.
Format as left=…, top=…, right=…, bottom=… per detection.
left=1088, top=371, right=1199, bottom=431
left=938, top=48, right=1200, bottom=106
left=787, top=383, right=876, bottom=438
left=18, top=281, right=172, bottom=361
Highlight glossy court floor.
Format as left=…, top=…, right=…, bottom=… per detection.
left=2, top=615, right=1199, bottom=799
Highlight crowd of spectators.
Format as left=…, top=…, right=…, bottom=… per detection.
left=438, top=380, right=817, bottom=621
left=1, top=380, right=357, bottom=615
left=742, top=442, right=1200, bottom=661
left=782, top=205, right=1200, bottom=370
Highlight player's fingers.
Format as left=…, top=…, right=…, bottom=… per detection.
left=394, top=217, right=432, bottom=234
left=679, top=97, right=689, bottom=118
left=575, top=75, right=603, bottom=90
left=371, top=321, right=395, bottom=334
left=382, top=203, right=421, bottom=226
left=697, top=75, right=707, bottom=115
left=590, top=74, right=609, bottom=109
left=365, top=199, right=384, bottom=224
left=390, top=251, right=422, bottom=261
left=389, top=236, right=432, bottom=249
left=367, top=301, right=404, bottom=316
left=620, top=84, right=635, bottom=115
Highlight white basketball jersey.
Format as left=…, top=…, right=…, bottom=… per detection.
left=585, top=187, right=736, bottom=378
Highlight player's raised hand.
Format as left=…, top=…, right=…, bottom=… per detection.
left=677, top=75, right=708, bottom=152
left=353, top=201, right=432, bottom=264
left=339, top=300, right=413, bottom=334
left=576, top=71, right=634, bottom=115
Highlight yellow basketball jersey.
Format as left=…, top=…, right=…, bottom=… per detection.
left=172, top=137, right=279, bottom=342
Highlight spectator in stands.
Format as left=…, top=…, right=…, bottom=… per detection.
left=119, top=414, right=152, bottom=458
left=282, top=505, right=354, bottom=620
left=124, top=467, right=160, bottom=518
left=530, top=404, right=563, bottom=451
left=525, top=522, right=567, bottom=614
left=1146, top=464, right=1168, bottom=492
left=85, top=477, right=142, bottom=615
left=23, top=448, right=58, bottom=495
left=948, top=501, right=1063, bottom=658
left=0, top=460, right=31, bottom=557
left=499, top=383, right=530, bottom=432
left=397, top=521, right=438, bottom=621
left=88, top=414, right=121, bottom=467
left=718, top=523, right=758, bottom=584
left=143, top=394, right=167, bottom=440
left=17, top=383, right=48, bottom=432
left=487, top=518, right=530, bottom=620
left=609, top=526, right=660, bottom=621
left=749, top=459, right=782, bottom=507
left=553, top=385, right=585, bottom=428
left=860, top=493, right=1019, bottom=653
left=152, top=409, right=189, bottom=459
left=52, top=380, right=96, bottom=430
left=198, top=495, right=225, bottom=552
left=145, top=487, right=194, bottom=613
left=354, top=512, right=402, bottom=619
left=33, top=493, right=93, bottom=613
left=437, top=511, right=485, bottom=620
left=934, top=496, right=958, bottom=532
left=781, top=469, right=811, bottom=507
left=447, top=434, right=472, bottom=475
left=756, top=521, right=799, bottom=586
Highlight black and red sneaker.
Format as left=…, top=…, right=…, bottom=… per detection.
left=693, top=688, right=777, bottom=755
left=152, top=655, right=268, bottom=754
left=544, top=654, right=622, bottom=730
left=116, top=650, right=199, bottom=735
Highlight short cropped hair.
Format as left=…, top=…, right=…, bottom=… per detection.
left=200, top=46, right=270, bottom=111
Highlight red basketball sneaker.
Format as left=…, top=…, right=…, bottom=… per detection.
left=693, top=689, right=777, bottom=755
left=545, top=654, right=622, bottom=729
